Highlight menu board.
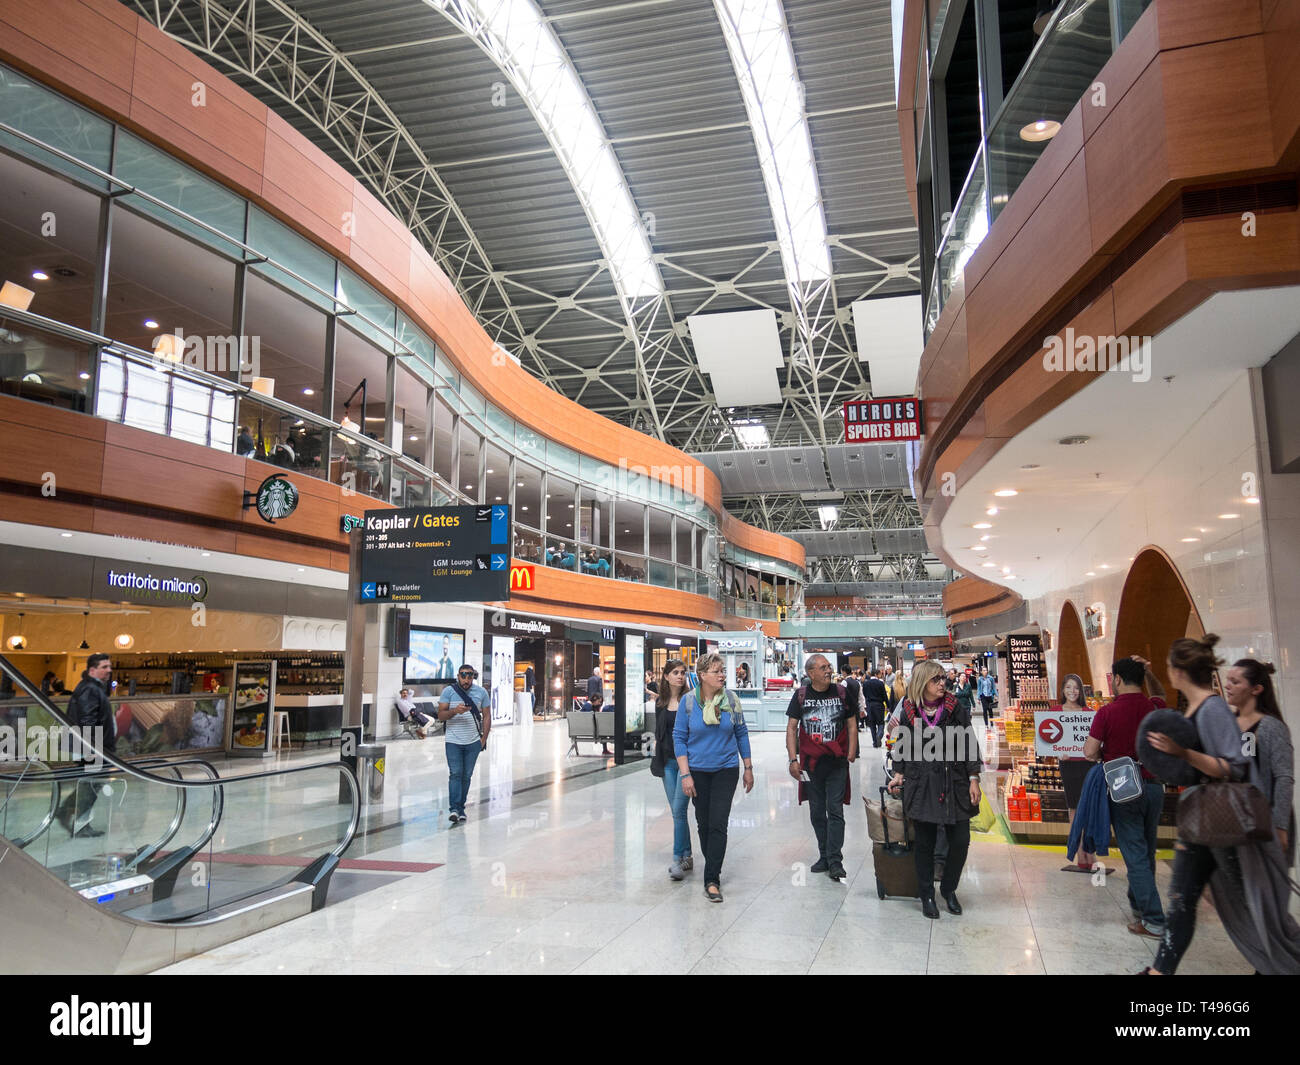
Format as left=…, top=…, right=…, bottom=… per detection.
left=226, top=661, right=276, bottom=757
left=1006, top=634, right=1045, bottom=701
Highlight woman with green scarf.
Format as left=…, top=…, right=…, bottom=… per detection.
left=673, top=652, right=753, bottom=902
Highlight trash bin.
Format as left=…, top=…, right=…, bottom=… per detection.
left=357, top=743, right=386, bottom=805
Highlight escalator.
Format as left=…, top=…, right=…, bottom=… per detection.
left=0, top=655, right=360, bottom=974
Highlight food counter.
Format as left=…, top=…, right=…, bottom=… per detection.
left=276, top=693, right=374, bottom=747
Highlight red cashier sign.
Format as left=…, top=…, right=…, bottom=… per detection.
left=843, top=397, right=924, bottom=443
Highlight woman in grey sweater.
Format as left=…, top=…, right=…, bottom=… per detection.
left=1226, top=658, right=1294, bottom=867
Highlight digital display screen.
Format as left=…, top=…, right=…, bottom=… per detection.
left=403, top=627, right=466, bottom=686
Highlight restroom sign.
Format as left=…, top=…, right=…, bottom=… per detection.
left=843, top=397, right=923, bottom=442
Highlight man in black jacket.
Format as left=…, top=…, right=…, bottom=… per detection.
left=863, top=669, right=889, bottom=748
left=55, top=653, right=115, bottom=837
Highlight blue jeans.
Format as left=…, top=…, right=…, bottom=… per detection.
left=446, top=740, right=482, bottom=816
left=1110, top=778, right=1165, bottom=931
left=662, top=761, right=693, bottom=862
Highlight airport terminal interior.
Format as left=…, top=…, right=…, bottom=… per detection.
left=2, top=0, right=1299, bottom=978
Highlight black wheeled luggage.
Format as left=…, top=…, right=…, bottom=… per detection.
left=872, top=785, right=919, bottom=900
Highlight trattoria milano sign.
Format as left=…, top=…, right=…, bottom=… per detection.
left=103, top=566, right=208, bottom=603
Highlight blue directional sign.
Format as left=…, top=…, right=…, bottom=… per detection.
left=358, top=504, right=513, bottom=603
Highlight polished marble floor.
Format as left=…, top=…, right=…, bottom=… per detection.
left=157, top=719, right=1260, bottom=975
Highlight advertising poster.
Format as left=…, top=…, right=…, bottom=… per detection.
left=490, top=636, right=516, bottom=726
left=623, top=634, right=645, bottom=733
left=228, top=661, right=274, bottom=755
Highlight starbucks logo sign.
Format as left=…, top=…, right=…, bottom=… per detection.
left=255, top=475, right=299, bottom=524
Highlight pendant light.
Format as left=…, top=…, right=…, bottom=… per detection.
left=7, top=612, right=27, bottom=651
left=79, top=610, right=90, bottom=651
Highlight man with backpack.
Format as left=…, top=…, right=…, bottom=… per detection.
left=437, top=664, right=491, bottom=824
left=786, top=655, right=859, bottom=880
left=1083, top=655, right=1168, bottom=939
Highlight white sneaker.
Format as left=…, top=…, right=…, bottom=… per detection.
left=669, top=861, right=685, bottom=881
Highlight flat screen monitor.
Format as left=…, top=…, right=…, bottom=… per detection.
left=403, top=626, right=466, bottom=686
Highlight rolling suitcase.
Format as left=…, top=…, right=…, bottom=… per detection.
left=873, top=785, right=919, bottom=900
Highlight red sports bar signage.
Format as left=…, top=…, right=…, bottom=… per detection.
left=843, top=397, right=924, bottom=442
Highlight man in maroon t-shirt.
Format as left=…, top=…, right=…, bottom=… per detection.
left=1084, top=655, right=1167, bottom=939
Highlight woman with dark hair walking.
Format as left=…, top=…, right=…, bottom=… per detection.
left=651, top=658, right=694, bottom=881
left=1226, top=658, right=1294, bottom=867
left=1141, top=636, right=1300, bottom=975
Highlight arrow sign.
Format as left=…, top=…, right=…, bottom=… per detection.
left=1038, top=719, right=1063, bottom=744
left=361, top=583, right=377, bottom=600
left=491, top=554, right=507, bottom=570
left=490, top=503, right=509, bottom=545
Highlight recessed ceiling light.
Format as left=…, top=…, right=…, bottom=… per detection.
left=517, top=482, right=525, bottom=487
left=1020, top=119, right=1061, bottom=142
left=1218, top=513, right=1239, bottom=519
left=296, top=566, right=305, bottom=572
left=521, top=506, right=528, bottom=511
left=60, top=531, right=73, bottom=537
left=1099, top=563, right=1110, bottom=569
left=1245, top=497, right=1260, bottom=504
left=986, top=507, right=999, bottom=516
left=981, top=562, right=996, bottom=568
left=302, top=388, right=314, bottom=396
left=495, top=496, right=503, bottom=501
left=973, top=522, right=992, bottom=529
left=994, top=489, right=1018, bottom=497
left=970, top=545, right=988, bottom=552
left=144, top=319, right=159, bottom=330
left=201, top=552, right=211, bottom=557
left=1085, top=571, right=1095, bottom=577
left=1180, top=537, right=1199, bottom=543
left=409, top=435, right=419, bottom=441
left=464, top=484, right=473, bottom=490
left=31, top=270, right=49, bottom=281
left=486, top=468, right=494, bottom=474
left=79, top=372, right=90, bottom=380
left=1002, top=567, right=1011, bottom=575
left=980, top=535, right=991, bottom=541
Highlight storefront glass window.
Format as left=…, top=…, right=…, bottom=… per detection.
left=457, top=421, right=481, bottom=501
left=546, top=476, right=576, bottom=539
left=515, top=461, right=542, bottom=529
left=334, top=322, right=389, bottom=441
left=432, top=395, right=455, bottom=486
left=0, top=64, right=112, bottom=187
left=106, top=207, right=238, bottom=365
left=648, top=559, right=674, bottom=588
left=242, top=271, right=328, bottom=409
left=247, top=207, right=336, bottom=311
left=0, top=153, right=102, bottom=332
left=515, top=528, right=544, bottom=564
left=648, top=507, right=673, bottom=561
left=113, top=131, right=246, bottom=254
left=484, top=444, right=510, bottom=506
left=578, top=495, right=608, bottom=549
left=336, top=265, right=396, bottom=353
left=675, top=518, right=693, bottom=569
left=616, top=500, right=645, bottom=555
left=394, top=361, right=430, bottom=463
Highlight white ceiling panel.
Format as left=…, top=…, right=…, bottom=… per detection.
left=688, top=308, right=784, bottom=406
left=853, top=294, right=923, bottom=396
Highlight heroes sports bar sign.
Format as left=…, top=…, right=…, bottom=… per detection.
left=843, top=397, right=924, bottom=443
left=358, top=504, right=511, bottom=603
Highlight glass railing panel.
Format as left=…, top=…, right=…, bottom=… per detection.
left=936, top=149, right=988, bottom=308
left=236, top=394, right=330, bottom=476
left=577, top=546, right=613, bottom=578
left=616, top=552, right=646, bottom=583
left=986, top=0, right=1114, bottom=222
left=331, top=430, right=390, bottom=502
left=514, top=528, right=544, bottom=565
left=543, top=537, right=578, bottom=572
left=0, top=314, right=92, bottom=412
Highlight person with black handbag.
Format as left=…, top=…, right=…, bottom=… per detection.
left=1140, top=635, right=1300, bottom=975
left=650, top=658, right=693, bottom=881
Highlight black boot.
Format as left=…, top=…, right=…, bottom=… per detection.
left=943, top=891, right=963, bottom=915
left=920, top=892, right=940, bottom=919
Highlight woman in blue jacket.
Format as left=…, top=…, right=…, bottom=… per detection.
left=674, top=652, right=753, bottom=902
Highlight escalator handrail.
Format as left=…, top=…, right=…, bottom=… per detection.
left=1, top=758, right=58, bottom=848
left=0, top=655, right=359, bottom=860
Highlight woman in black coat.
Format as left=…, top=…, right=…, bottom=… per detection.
left=888, top=659, right=983, bottom=918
